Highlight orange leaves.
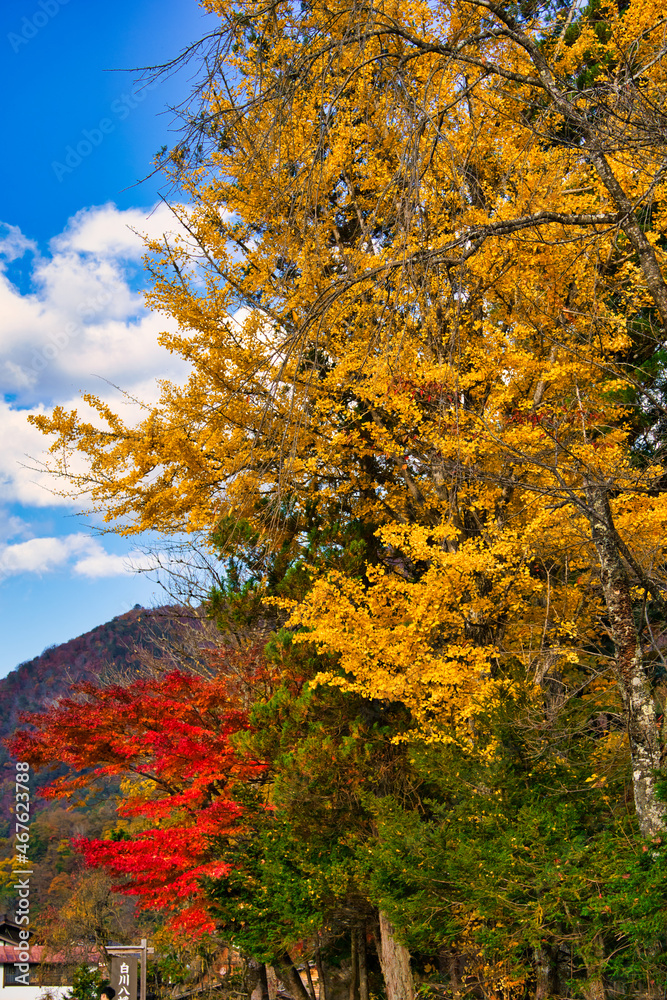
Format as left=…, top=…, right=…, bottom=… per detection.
left=29, top=0, right=658, bottom=545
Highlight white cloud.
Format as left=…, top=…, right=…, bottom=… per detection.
left=0, top=202, right=190, bottom=407
left=50, top=202, right=181, bottom=260
left=0, top=203, right=216, bottom=589
left=0, top=203, right=194, bottom=510
left=0, top=509, right=32, bottom=545
left=0, top=533, right=90, bottom=578
left=0, top=532, right=157, bottom=580
left=0, top=401, right=66, bottom=507
left=0, top=223, right=38, bottom=265
left=73, top=547, right=158, bottom=579
left=31, top=249, right=140, bottom=323
left=0, top=385, right=172, bottom=510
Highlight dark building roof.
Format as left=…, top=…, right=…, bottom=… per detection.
left=0, top=917, right=22, bottom=947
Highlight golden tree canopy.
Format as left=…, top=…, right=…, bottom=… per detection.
left=31, top=0, right=667, bottom=774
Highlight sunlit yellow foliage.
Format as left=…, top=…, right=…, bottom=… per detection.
left=30, top=0, right=667, bottom=743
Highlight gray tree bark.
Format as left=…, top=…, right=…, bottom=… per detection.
left=377, top=911, right=414, bottom=1000
left=585, top=483, right=665, bottom=839
left=533, top=944, right=559, bottom=1000
left=582, top=938, right=607, bottom=1000
left=273, top=954, right=311, bottom=1000
left=247, top=959, right=270, bottom=1000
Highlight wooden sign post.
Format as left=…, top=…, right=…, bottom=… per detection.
left=107, top=940, right=154, bottom=1000
left=111, top=955, right=138, bottom=1000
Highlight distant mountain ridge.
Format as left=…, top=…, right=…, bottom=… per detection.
left=0, top=604, right=201, bottom=834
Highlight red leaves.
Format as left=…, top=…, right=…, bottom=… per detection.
left=388, top=376, right=458, bottom=406
left=506, top=405, right=606, bottom=431
left=75, top=824, right=236, bottom=912
left=8, top=659, right=268, bottom=934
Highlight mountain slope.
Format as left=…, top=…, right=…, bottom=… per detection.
left=0, top=604, right=207, bottom=832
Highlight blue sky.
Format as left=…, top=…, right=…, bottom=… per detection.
left=0, top=0, right=217, bottom=677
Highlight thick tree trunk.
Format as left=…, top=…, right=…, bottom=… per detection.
left=274, top=954, right=311, bottom=1000
left=533, top=944, right=558, bottom=1000
left=266, top=966, right=280, bottom=1000
left=582, top=975, right=606, bottom=1000
left=585, top=483, right=665, bottom=838
left=377, top=911, right=414, bottom=1000
left=247, top=959, right=270, bottom=1000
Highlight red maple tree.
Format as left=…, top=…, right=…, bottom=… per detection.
left=8, top=654, right=269, bottom=934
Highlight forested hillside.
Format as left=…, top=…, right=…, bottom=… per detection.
left=0, top=605, right=202, bottom=832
